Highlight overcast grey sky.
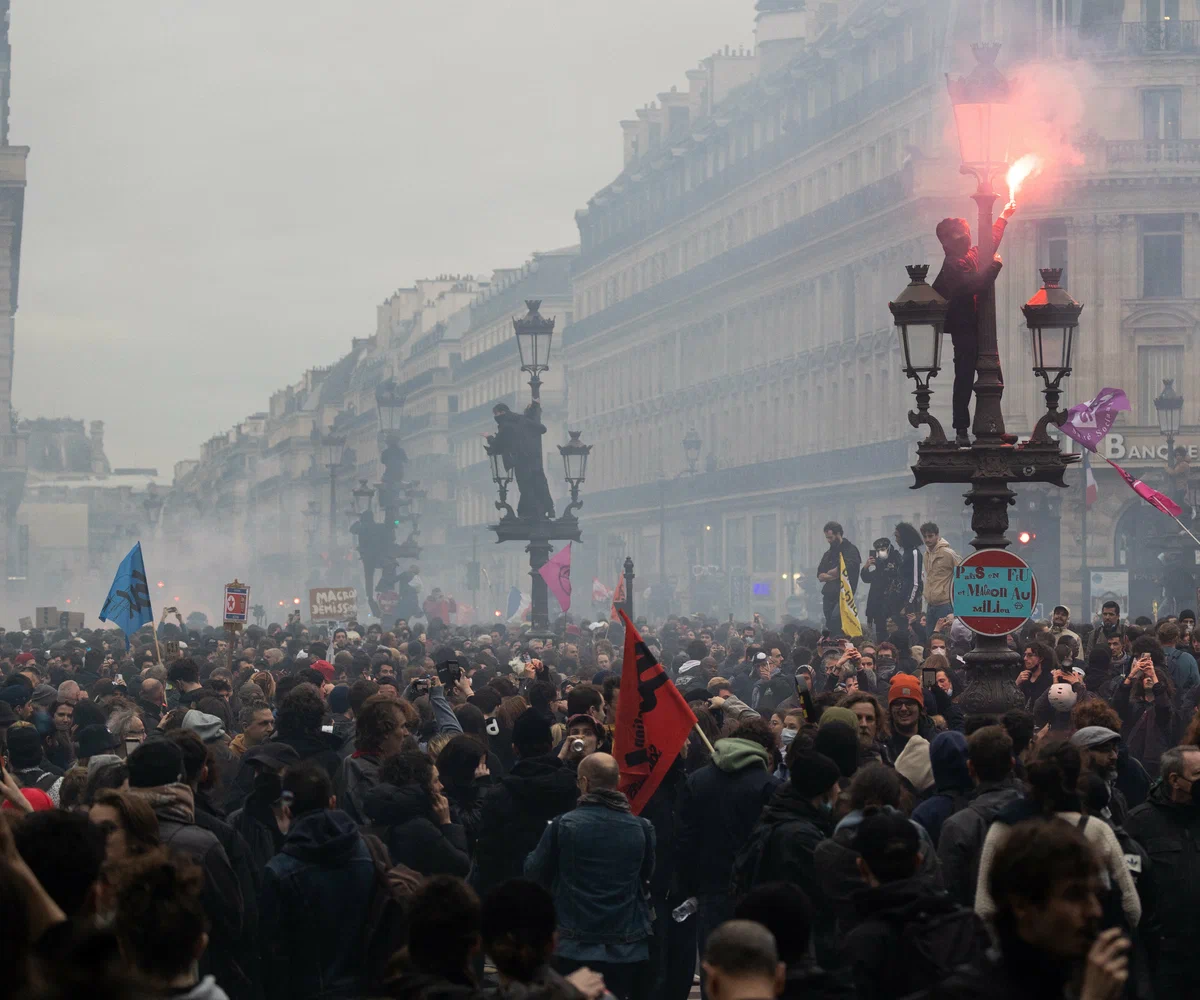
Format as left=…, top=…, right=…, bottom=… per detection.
left=11, top=1, right=751, bottom=474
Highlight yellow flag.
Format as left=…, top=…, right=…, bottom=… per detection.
left=839, top=552, right=863, bottom=638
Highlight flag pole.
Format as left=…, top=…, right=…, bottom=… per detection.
left=1173, top=516, right=1200, bottom=549
left=692, top=722, right=715, bottom=755
left=1081, top=449, right=1091, bottom=621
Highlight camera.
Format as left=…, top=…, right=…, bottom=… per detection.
left=437, top=658, right=463, bottom=687
left=570, top=738, right=586, bottom=753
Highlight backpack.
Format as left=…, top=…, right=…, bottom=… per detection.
left=729, top=822, right=777, bottom=899
left=875, top=900, right=987, bottom=995
left=360, top=831, right=424, bottom=990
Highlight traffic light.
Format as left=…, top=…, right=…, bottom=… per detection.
left=1017, top=530, right=1036, bottom=545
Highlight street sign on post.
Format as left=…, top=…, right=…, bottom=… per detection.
left=223, top=581, right=249, bottom=625
left=309, top=587, right=357, bottom=621
left=952, top=550, right=1037, bottom=636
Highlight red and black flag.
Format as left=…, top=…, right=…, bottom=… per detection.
left=613, top=609, right=696, bottom=814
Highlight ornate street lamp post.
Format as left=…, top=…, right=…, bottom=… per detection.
left=1155, top=378, right=1184, bottom=470
left=320, top=432, right=346, bottom=548
left=889, top=45, right=1079, bottom=715
left=488, top=300, right=589, bottom=636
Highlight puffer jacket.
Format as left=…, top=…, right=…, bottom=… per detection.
left=922, top=537, right=959, bottom=606
left=361, top=781, right=470, bottom=878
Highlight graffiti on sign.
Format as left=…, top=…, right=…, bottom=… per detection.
left=309, top=587, right=358, bottom=621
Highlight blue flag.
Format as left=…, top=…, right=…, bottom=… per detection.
left=99, top=542, right=154, bottom=637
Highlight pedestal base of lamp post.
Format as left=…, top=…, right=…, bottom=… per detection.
left=489, top=514, right=583, bottom=635
left=910, top=437, right=1078, bottom=716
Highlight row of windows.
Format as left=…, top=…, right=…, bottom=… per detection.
left=578, top=120, right=928, bottom=322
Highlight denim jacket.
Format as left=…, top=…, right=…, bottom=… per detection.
left=524, top=795, right=655, bottom=946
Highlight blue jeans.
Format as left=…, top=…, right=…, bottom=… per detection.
left=927, top=602, right=953, bottom=628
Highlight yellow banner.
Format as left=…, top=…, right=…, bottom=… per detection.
left=839, top=552, right=863, bottom=638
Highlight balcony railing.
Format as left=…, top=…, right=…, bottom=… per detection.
left=1112, top=19, right=1200, bottom=53
left=1107, top=139, right=1200, bottom=166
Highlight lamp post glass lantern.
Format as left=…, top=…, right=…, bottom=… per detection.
left=1155, top=378, right=1184, bottom=469
left=890, top=264, right=949, bottom=443
left=375, top=379, right=405, bottom=436
left=513, top=299, right=555, bottom=399
left=946, top=43, right=1012, bottom=185
left=352, top=480, right=375, bottom=515
left=1022, top=268, right=1081, bottom=388
left=558, top=430, right=592, bottom=517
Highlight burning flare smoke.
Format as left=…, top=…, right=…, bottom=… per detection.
left=1006, top=152, right=1044, bottom=204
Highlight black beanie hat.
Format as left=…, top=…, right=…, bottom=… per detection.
left=813, top=721, right=860, bottom=779
left=511, top=708, right=553, bottom=753
left=127, top=738, right=185, bottom=788
left=789, top=749, right=841, bottom=798
left=5, top=722, right=43, bottom=768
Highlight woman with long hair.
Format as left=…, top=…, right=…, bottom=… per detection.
left=1113, top=645, right=1178, bottom=774
left=361, top=750, right=471, bottom=877
left=437, top=734, right=492, bottom=853
left=973, top=740, right=1140, bottom=930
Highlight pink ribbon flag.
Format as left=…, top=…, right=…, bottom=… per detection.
left=1059, top=387, right=1130, bottom=452
left=539, top=542, right=572, bottom=612
left=1105, top=458, right=1183, bottom=518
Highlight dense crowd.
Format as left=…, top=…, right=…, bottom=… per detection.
left=0, top=519, right=1194, bottom=1000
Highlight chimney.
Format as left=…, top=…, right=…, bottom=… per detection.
left=89, top=420, right=109, bottom=475
left=755, top=0, right=808, bottom=74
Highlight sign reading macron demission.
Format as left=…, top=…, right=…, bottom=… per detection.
left=309, top=587, right=357, bottom=621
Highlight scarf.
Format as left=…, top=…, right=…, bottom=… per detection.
left=134, top=782, right=196, bottom=824
left=577, top=788, right=631, bottom=813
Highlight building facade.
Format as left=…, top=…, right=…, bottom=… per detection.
left=164, top=0, right=1200, bottom=624
left=565, top=0, right=1200, bottom=622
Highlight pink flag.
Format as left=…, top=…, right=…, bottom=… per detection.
left=592, top=577, right=611, bottom=602
left=1105, top=458, right=1182, bottom=517
left=539, top=542, right=572, bottom=612
left=1059, top=388, right=1130, bottom=452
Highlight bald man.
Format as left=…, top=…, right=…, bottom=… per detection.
left=525, top=751, right=656, bottom=999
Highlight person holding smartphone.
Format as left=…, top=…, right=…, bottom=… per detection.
left=1114, top=647, right=1177, bottom=774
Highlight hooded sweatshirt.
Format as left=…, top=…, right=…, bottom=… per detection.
left=361, top=781, right=470, bottom=877
left=911, top=732, right=972, bottom=845
left=711, top=737, right=772, bottom=773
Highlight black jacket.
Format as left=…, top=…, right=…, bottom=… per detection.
left=472, top=754, right=579, bottom=897
left=1125, top=782, right=1200, bottom=959
left=843, top=877, right=988, bottom=1000
left=261, top=809, right=376, bottom=1000
left=228, top=793, right=286, bottom=874
left=932, top=935, right=1072, bottom=1000
left=779, top=959, right=855, bottom=1000
left=936, top=778, right=1023, bottom=907
left=818, top=539, right=861, bottom=597
left=274, top=729, right=343, bottom=781
left=677, top=748, right=781, bottom=897
left=361, top=782, right=470, bottom=878
left=861, top=546, right=902, bottom=624
left=750, top=781, right=831, bottom=899
left=931, top=216, right=1008, bottom=341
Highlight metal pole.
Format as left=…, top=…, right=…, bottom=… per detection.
left=1081, top=450, right=1091, bottom=621
left=971, top=180, right=1006, bottom=445
left=528, top=536, right=551, bottom=632
left=623, top=557, right=635, bottom=621
left=1168, top=432, right=1177, bottom=469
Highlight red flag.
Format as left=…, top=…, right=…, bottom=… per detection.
left=537, top=543, right=572, bottom=612
left=610, top=573, right=626, bottom=622
left=1105, top=457, right=1182, bottom=517
left=613, top=609, right=696, bottom=815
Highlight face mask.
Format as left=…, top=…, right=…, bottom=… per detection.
left=876, top=549, right=888, bottom=559
left=780, top=728, right=797, bottom=747
left=819, top=798, right=834, bottom=815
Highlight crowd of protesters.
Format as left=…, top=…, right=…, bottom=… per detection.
left=0, top=519, right=1192, bottom=1000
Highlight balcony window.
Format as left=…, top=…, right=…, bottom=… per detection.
left=1141, top=214, right=1183, bottom=298
left=1138, top=345, right=1183, bottom=425
left=1039, top=220, right=1069, bottom=288
left=1143, top=89, right=1181, bottom=141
